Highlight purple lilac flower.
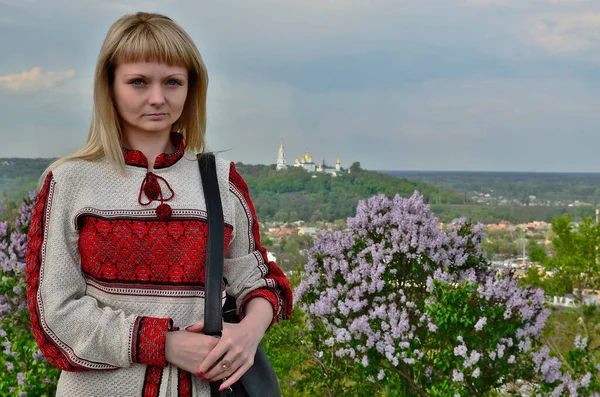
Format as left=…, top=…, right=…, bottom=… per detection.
left=5, top=361, right=13, bottom=371
left=574, top=334, right=588, bottom=350
left=17, top=372, right=25, bottom=385
left=295, top=191, right=551, bottom=388
left=452, top=370, right=464, bottom=382
left=32, top=350, right=46, bottom=361
left=540, top=357, right=562, bottom=383
left=454, top=345, right=467, bottom=357
left=3, top=340, right=11, bottom=355
left=474, top=317, right=487, bottom=331
left=464, top=350, right=481, bottom=368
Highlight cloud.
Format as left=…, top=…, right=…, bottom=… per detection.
left=528, top=12, right=600, bottom=53
left=0, top=67, right=76, bottom=93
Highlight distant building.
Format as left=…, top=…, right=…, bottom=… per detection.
left=551, top=294, right=578, bottom=308
left=574, top=288, right=600, bottom=306
left=498, top=220, right=511, bottom=229
left=294, top=152, right=317, bottom=172
left=298, top=227, right=318, bottom=237
left=277, top=143, right=343, bottom=176
left=276, top=143, right=287, bottom=171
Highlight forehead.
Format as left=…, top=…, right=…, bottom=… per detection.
left=115, top=61, right=187, bottom=76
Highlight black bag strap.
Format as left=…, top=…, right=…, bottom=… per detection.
left=197, top=153, right=224, bottom=338
left=198, top=153, right=282, bottom=397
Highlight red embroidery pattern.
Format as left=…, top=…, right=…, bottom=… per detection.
left=228, top=163, right=293, bottom=322
left=178, top=368, right=192, bottom=397
left=142, top=365, right=163, bottom=397
left=122, top=149, right=147, bottom=168
left=79, top=218, right=232, bottom=286
left=155, top=133, right=184, bottom=169
left=123, top=132, right=184, bottom=169
left=25, top=173, right=92, bottom=371
left=134, top=317, right=172, bottom=366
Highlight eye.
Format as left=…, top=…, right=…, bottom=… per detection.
left=167, top=79, right=183, bottom=86
left=129, top=78, right=145, bottom=87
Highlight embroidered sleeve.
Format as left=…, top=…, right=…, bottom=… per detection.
left=25, top=172, right=173, bottom=371
left=224, top=163, right=293, bottom=327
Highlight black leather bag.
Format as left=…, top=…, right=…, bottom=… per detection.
left=197, top=153, right=282, bottom=397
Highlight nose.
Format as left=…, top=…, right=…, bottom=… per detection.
left=149, top=85, right=165, bottom=107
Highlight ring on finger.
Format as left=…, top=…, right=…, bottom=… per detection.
left=220, top=360, right=232, bottom=371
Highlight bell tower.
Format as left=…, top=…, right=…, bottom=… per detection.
left=276, top=143, right=288, bottom=171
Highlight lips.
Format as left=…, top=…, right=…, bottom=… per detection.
left=144, top=113, right=167, bottom=120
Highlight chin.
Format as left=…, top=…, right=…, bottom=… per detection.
left=140, top=120, right=173, bottom=133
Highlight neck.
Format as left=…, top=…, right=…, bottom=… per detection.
left=122, top=128, right=175, bottom=171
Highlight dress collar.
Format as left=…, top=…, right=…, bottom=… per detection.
left=122, top=132, right=185, bottom=169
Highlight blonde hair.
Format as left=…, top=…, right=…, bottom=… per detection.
left=41, top=12, right=208, bottom=182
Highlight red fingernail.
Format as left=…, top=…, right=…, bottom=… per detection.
left=196, top=370, right=203, bottom=377
left=219, top=385, right=226, bottom=392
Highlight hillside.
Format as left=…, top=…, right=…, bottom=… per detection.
left=3, top=158, right=597, bottom=225
left=235, top=163, right=464, bottom=223
left=0, top=158, right=463, bottom=222
left=0, top=158, right=54, bottom=206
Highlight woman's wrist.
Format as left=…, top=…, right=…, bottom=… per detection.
left=240, top=297, right=274, bottom=337
left=164, top=331, right=176, bottom=364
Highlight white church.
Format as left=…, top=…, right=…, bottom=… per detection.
left=276, top=143, right=343, bottom=176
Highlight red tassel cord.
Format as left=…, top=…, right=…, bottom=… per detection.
left=138, top=172, right=175, bottom=221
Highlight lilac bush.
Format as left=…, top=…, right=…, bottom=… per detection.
left=528, top=335, right=600, bottom=396
left=295, top=192, right=599, bottom=396
left=1, top=192, right=58, bottom=396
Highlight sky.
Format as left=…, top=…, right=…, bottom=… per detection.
left=2, top=0, right=600, bottom=172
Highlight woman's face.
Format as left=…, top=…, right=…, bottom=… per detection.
left=112, top=61, right=188, bottom=138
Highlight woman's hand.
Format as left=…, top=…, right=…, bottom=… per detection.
left=164, top=330, right=220, bottom=375
left=186, top=297, right=274, bottom=391
left=185, top=321, right=263, bottom=390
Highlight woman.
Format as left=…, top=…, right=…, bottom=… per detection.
left=25, top=11, right=293, bottom=397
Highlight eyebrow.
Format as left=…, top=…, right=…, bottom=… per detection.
left=122, top=73, right=187, bottom=78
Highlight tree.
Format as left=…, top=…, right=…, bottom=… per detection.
left=309, top=209, right=323, bottom=224
left=349, top=161, right=362, bottom=173
left=528, top=239, right=548, bottom=264
left=542, top=215, right=600, bottom=301
left=273, top=210, right=289, bottom=223
left=288, top=211, right=299, bottom=222
left=295, top=193, right=600, bottom=396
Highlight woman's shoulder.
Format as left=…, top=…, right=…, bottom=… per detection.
left=191, top=151, right=234, bottom=178
left=214, top=155, right=233, bottom=174
left=50, top=157, right=113, bottom=185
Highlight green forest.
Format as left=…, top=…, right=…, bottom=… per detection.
left=1, top=158, right=599, bottom=224
left=235, top=162, right=464, bottom=223
left=0, top=158, right=54, bottom=206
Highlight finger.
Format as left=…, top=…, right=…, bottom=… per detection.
left=196, top=337, right=230, bottom=376
left=204, top=356, right=240, bottom=383
left=184, top=321, right=204, bottom=332
left=219, top=361, right=253, bottom=392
